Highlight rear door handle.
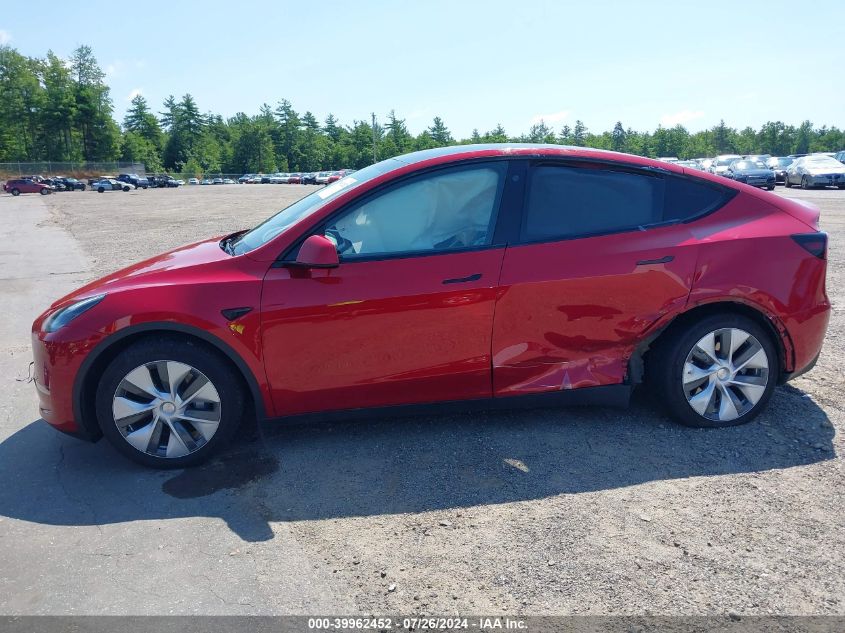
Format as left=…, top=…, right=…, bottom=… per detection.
left=442, top=273, right=482, bottom=285
left=636, top=255, right=674, bottom=266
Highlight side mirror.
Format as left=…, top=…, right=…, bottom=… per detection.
left=294, top=234, right=339, bottom=269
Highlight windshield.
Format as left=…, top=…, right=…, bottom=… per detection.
left=733, top=160, right=767, bottom=170
left=804, top=156, right=842, bottom=168
left=716, top=158, right=736, bottom=166
left=230, top=159, right=402, bottom=255
left=772, top=157, right=793, bottom=167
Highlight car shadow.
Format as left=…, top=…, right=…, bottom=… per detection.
left=0, top=385, right=835, bottom=542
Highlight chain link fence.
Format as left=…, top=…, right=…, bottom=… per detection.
left=0, top=162, right=146, bottom=179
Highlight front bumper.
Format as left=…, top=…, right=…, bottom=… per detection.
left=807, top=173, right=845, bottom=187
left=31, top=326, right=105, bottom=441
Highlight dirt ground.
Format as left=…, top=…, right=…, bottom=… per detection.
left=0, top=182, right=842, bottom=616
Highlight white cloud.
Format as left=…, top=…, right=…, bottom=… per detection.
left=127, top=88, right=143, bottom=102
left=530, top=110, right=570, bottom=125
left=660, top=109, right=704, bottom=127
left=105, top=61, right=124, bottom=78
left=0, top=29, right=11, bottom=45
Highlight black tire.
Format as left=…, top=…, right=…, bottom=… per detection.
left=766, top=186, right=775, bottom=191
left=95, top=336, right=245, bottom=468
left=646, top=313, right=779, bottom=428
left=122, top=186, right=130, bottom=192
left=97, top=187, right=105, bottom=193
left=784, top=176, right=792, bottom=188
left=80, top=185, right=86, bottom=191
left=40, top=187, right=51, bottom=195
left=801, top=176, right=811, bottom=190
left=10, top=188, right=20, bottom=196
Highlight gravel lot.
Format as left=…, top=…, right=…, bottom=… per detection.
left=0, top=183, right=842, bottom=616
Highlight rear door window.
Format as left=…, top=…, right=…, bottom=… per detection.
left=521, top=163, right=733, bottom=242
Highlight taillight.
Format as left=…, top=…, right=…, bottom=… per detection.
left=792, top=233, right=827, bottom=259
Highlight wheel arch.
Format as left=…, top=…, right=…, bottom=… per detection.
left=628, top=300, right=793, bottom=387
left=72, top=322, right=268, bottom=440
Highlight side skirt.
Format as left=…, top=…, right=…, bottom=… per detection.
left=264, top=384, right=632, bottom=426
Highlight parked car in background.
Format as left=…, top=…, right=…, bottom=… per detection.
left=42, top=178, right=67, bottom=191
left=30, top=144, right=830, bottom=468
left=117, top=174, right=149, bottom=189
left=698, top=158, right=714, bottom=172
left=676, top=160, right=699, bottom=169
left=176, top=179, right=186, bottom=186
left=766, top=157, right=794, bottom=184
left=834, top=150, right=845, bottom=164
left=326, top=171, right=342, bottom=183
left=785, top=155, right=845, bottom=189
left=3, top=178, right=52, bottom=195
left=223, top=178, right=236, bottom=184
left=201, top=178, right=213, bottom=185
left=287, top=173, right=302, bottom=184
left=212, top=178, right=224, bottom=185
left=147, top=175, right=179, bottom=188
left=709, top=155, right=743, bottom=177
left=93, top=178, right=133, bottom=192
left=301, top=172, right=317, bottom=184
left=188, top=178, right=200, bottom=185
left=657, top=157, right=680, bottom=163
left=53, top=177, right=86, bottom=191
left=315, top=171, right=331, bottom=184
left=744, top=154, right=771, bottom=163
left=269, top=174, right=286, bottom=184
left=724, top=159, right=776, bottom=190
left=237, top=174, right=253, bottom=183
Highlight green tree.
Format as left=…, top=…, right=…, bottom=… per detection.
left=428, top=116, right=453, bottom=146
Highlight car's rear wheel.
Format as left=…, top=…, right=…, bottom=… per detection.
left=95, top=337, right=244, bottom=468
left=122, top=186, right=130, bottom=191
left=40, top=188, right=51, bottom=195
left=784, top=175, right=792, bottom=188
left=97, top=187, right=105, bottom=193
left=801, top=175, right=811, bottom=190
left=648, top=314, right=778, bottom=428
left=10, top=188, right=20, bottom=196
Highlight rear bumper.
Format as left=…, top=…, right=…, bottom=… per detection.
left=781, top=302, right=830, bottom=381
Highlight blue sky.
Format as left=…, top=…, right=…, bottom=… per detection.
left=2, top=0, right=842, bottom=138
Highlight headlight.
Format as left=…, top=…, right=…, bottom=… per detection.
left=43, top=294, right=106, bottom=333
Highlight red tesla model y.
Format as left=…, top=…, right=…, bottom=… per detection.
left=31, top=144, right=830, bottom=468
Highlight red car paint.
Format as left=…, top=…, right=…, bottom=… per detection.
left=31, top=145, right=830, bottom=441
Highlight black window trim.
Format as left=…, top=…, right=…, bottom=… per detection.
left=276, top=157, right=516, bottom=265
left=513, top=158, right=738, bottom=247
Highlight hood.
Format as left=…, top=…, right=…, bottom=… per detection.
left=51, top=235, right=232, bottom=308
left=735, top=168, right=773, bottom=177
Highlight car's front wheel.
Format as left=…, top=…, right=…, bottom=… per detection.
left=10, top=188, right=20, bottom=196
left=648, top=314, right=778, bottom=428
left=95, top=337, right=244, bottom=468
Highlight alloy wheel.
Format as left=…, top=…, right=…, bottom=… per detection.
left=682, top=328, right=769, bottom=422
left=112, top=360, right=222, bottom=458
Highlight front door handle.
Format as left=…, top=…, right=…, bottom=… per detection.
left=636, top=255, right=674, bottom=266
left=442, top=273, right=482, bottom=285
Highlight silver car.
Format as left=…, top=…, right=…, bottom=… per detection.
left=785, top=155, right=845, bottom=189
left=709, top=155, right=743, bottom=177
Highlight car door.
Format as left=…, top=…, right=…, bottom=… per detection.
left=260, top=160, right=513, bottom=416
left=492, top=160, right=732, bottom=397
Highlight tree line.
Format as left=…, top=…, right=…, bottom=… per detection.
left=2, top=44, right=843, bottom=175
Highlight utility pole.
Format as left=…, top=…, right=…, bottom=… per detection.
left=371, top=112, right=377, bottom=163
